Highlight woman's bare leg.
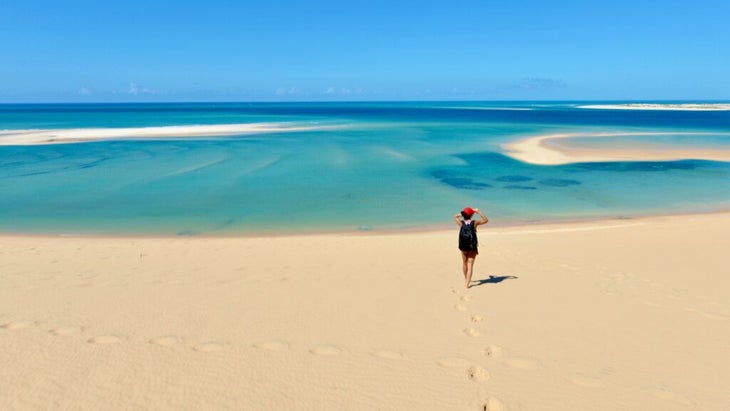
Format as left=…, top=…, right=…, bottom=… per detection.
left=461, top=252, right=469, bottom=280
left=465, top=256, right=476, bottom=288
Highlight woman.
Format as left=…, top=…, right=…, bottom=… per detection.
left=454, top=207, right=488, bottom=288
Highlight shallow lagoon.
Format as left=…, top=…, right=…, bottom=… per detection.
left=1, top=102, right=729, bottom=234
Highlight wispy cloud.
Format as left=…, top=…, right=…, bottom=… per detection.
left=128, top=82, right=154, bottom=95
left=325, top=86, right=351, bottom=95
left=76, top=87, right=93, bottom=96
left=275, top=86, right=299, bottom=96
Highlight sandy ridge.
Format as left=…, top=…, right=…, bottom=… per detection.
left=502, top=131, right=730, bottom=165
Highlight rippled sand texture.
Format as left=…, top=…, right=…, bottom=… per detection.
left=1, top=213, right=729, bottom=410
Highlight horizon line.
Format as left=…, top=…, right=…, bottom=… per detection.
left=2, top=98, right=730, bottom=105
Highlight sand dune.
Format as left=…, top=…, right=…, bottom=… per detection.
left=1, top=213, right=729, bottom=410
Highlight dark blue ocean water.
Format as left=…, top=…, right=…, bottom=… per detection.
left=1, top=102, right=729, bottom=234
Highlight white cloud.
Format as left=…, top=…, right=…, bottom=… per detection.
left=324, top=87, right=352, bottom=95
left=76, top=87, right=93, bottom=96
left=128, top=82, right=154, bottom=95
left=276, top=86, right=299, bottom=96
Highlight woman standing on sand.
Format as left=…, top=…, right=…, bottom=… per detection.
left=454, top=207, right=488, bottom=288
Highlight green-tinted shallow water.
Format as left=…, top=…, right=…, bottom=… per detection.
left=1, top=102, right=729, bottom=235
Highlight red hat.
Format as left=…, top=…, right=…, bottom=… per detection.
left=462, top=207, right=475, bottom=217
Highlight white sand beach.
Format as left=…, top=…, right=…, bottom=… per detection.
left=1, top=213, right=728, bottom=410
left=0, top=123, right=332, bottom=146
left=502, top=132, right=730, bottom=165
left=579, top=104, right=730, bottom=111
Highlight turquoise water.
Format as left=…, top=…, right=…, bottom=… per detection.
left=1, top=102, right=729, bottom=235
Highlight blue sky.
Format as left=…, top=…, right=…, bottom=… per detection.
left=1, top=0, right=728, bottom=102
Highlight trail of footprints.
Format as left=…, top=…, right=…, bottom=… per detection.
left=447, top=286, right=549, bottom=410
left=448, top=287, right=506, bottom=410
left=448, top=286, right=699, bottom=410
left=0, top=319, right=402, bottom=360
left=1, top=288, right=504, bottom=411
left=8, top=283, right=699, bottom=410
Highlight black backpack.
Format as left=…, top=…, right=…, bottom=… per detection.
left=458, top=221, right=478, bottom=251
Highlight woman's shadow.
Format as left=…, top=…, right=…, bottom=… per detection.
left=471, top=274, right=518, bottom=287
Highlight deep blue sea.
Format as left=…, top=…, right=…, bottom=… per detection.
left=1, top=101, right=729, bottom=235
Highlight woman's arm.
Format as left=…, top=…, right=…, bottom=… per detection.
left=474, top=208, right=488, bottom=226
left=453, top=213, right=463, bottom=226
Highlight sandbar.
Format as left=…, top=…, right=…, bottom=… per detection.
left=503, top=132, right=730, bottom=165
left=0, top=122, right=334, bottom=146
left=1, top=213, right=728, bottom=410
left=579, top=103, right=730, bottom=111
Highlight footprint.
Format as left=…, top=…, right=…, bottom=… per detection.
left=460, top=295, right=472, bottom=302
left=1, top=321, right=35, bottom=329
left=471, top=315, right=483, bottom=323
left=567, top=373, right=605, bottom=388
left=149, top=336, right=182, bottom=347
left=49, top=326, right=82, bottom=336
left=87, top=336, right=121, bottom=345
left=193, top=342, right=225, bottom=352
left=454, top=304, right=467, bottom=312
left=467, top=366, right=490, bottom=382
left=484, top=345, right=503, bottom=358
left=253, top=341, right=290, bottom=351
left=503, top=357, right=540, bottom=370
left=482, top=397, right=505, bottom=411
left=371, top=349, right=404, bottom=360
left=437, top=357, right=471, bottom=368
left=462, top=328, right=479, bottom=337
left=310, top=345, right=344, bottom=356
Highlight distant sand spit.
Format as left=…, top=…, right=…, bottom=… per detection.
left=503, top=132, right=730, bottom=165
left=0, top=123, right=336, bottom=145
left=1, top=213, right=729, bottom=410
left=579, top=103, right=730, bottom=111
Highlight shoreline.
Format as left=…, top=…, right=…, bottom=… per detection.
left=502, top=131, right=730, bottom=165
left=2, top=208, right=730, bottom=239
